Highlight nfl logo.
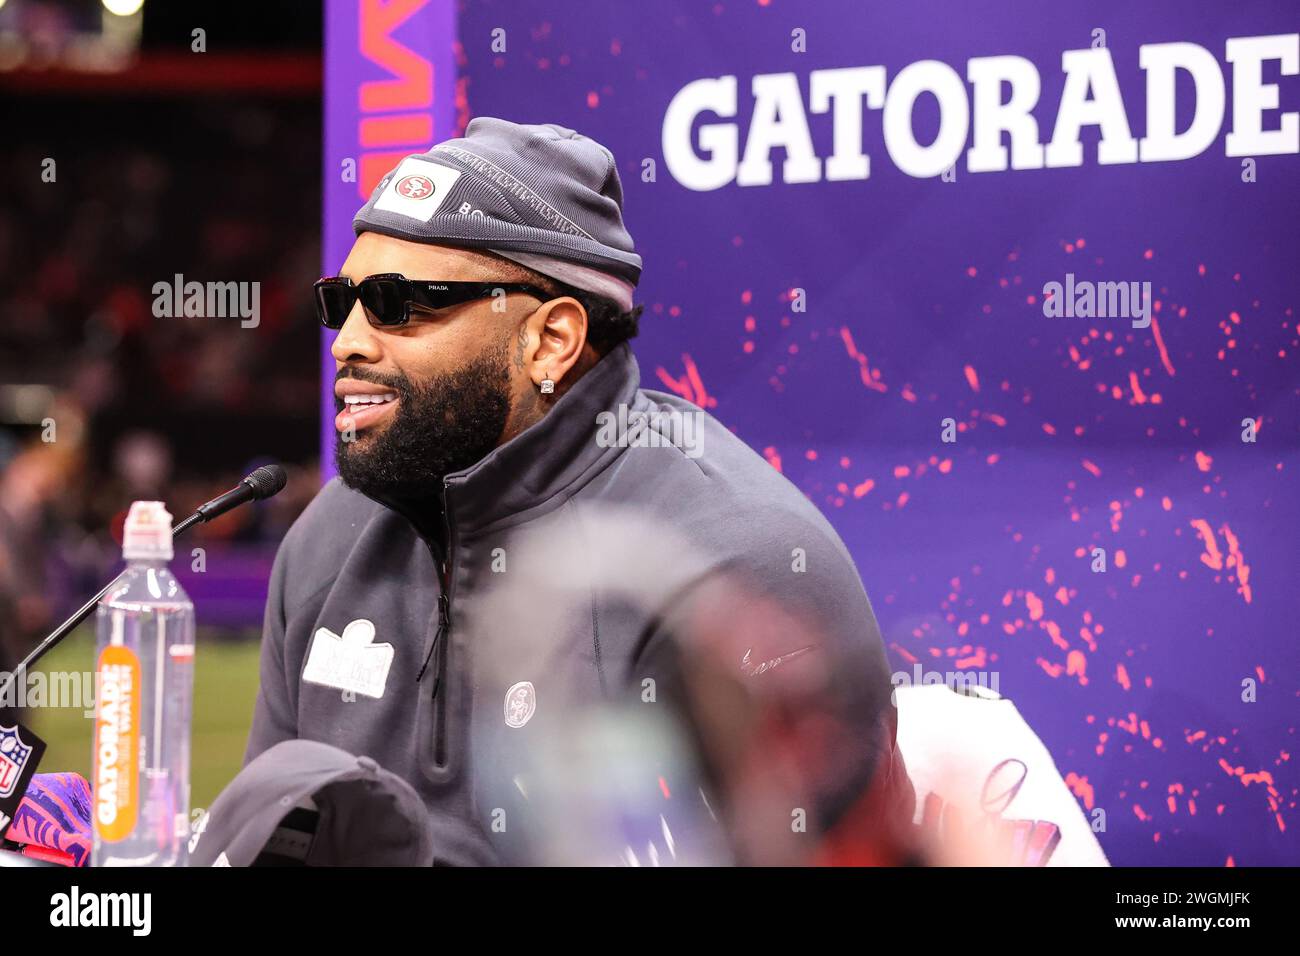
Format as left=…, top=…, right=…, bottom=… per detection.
left=0, top=724, right=34, bottom=799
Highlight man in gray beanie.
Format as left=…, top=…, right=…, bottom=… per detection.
left=246, top=117, right=913, bottom=866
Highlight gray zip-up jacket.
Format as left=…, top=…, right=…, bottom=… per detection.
left=245, top=342, right=909, bottom=864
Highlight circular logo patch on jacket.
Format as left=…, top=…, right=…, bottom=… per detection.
left=504, top=681, right=536, bottom=729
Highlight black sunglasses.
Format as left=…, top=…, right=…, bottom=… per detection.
left=315, top=273, right=551, bottom=329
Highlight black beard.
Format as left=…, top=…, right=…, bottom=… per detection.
left=335, top=338, right=512, bottom=501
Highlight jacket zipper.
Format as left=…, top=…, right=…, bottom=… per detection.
left=414, top=479, right=456, bottom=770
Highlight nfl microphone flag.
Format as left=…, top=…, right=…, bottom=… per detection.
left=0, top=722, right=46, bottom=843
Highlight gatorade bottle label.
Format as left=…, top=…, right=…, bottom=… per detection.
left=94, top=644, right=141, bottom=843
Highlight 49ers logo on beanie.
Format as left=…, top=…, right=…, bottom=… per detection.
left=373, top=157, right=462, bottom=223
left=395, top=175, right=434, bottom=199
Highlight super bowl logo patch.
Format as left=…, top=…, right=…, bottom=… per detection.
left=302, top=619, right=395, bottom=700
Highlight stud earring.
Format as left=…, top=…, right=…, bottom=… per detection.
left=539, top=373, right=555, bottom=395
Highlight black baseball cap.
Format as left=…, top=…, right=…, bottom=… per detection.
left=189, top=740, right=432, bottom=867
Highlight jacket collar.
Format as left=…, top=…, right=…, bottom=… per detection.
left=369, top=342, right=641, bottom=544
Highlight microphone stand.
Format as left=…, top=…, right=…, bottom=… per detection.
left=0, top=512, right=203, bottom=700
left=0, top=465, right=283, bottom=702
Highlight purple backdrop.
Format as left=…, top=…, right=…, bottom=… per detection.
left=323, top=0, right=1299, bottom=866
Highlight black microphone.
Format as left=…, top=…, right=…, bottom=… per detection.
left=2, top=463, right=289, bottom=686
left=182, top=463, right=288, bottom=532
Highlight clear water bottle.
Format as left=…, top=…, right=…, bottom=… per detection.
left=91, top=501, right=196, bottom=867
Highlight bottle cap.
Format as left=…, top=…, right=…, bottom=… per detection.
left=122, top=500, right=174, bottom=561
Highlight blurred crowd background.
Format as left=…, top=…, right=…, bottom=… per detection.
left=0, top=0, right=323, bottom=790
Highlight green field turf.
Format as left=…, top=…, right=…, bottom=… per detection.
left=24, top=627, right=262, bottom=815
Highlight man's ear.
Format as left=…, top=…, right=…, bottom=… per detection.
left=528, top=296, right=587, bottom=390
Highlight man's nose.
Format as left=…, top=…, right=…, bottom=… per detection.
left=330, top=301, right=383, bottom=364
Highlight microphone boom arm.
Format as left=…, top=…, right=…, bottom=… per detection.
left=0, top=465, right=284, bottom=700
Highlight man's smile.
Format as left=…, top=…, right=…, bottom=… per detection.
left=335, top=378, right=400, bottom=433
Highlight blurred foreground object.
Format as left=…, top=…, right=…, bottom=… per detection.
left=895, top=684, right=1108, bottom=866
left=473, top=506, right=917, bottom=866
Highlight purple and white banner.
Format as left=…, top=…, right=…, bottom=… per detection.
left=323, top=0, right=1298, bottom=866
